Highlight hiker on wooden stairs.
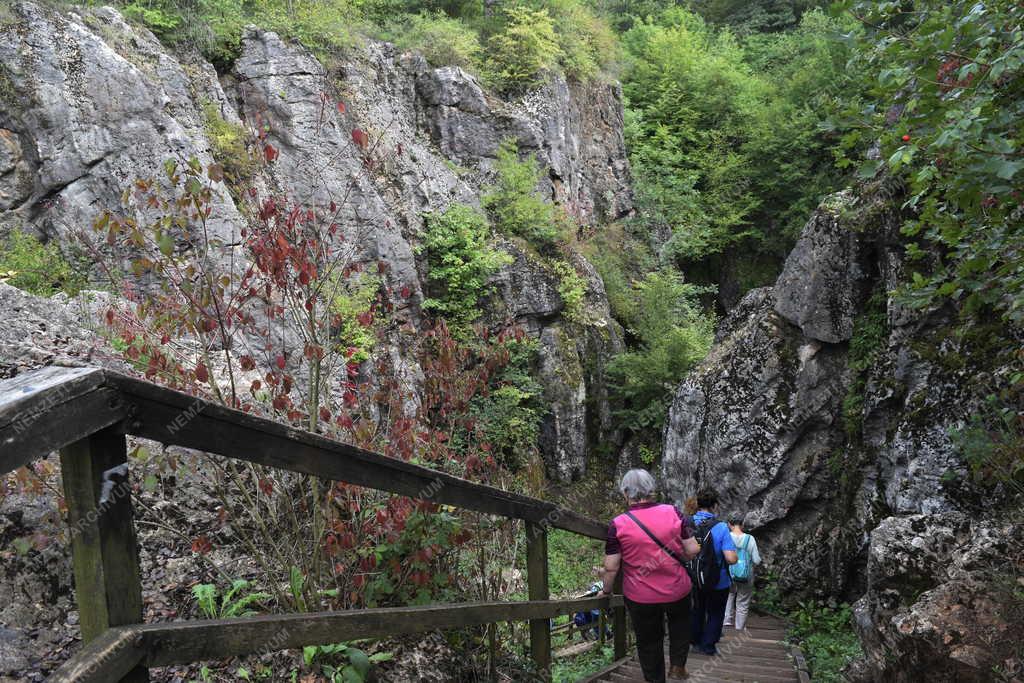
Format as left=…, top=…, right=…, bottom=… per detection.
left=598, top=469, right=700, bottom=683
left=723, top=511, right=762, bottom=631
left=689, top=489, right=738, bottom=656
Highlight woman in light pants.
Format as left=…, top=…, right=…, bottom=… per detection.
left=723, top=512, right=761, bottom=630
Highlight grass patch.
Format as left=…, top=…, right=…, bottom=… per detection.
left=0, top=228, right=86, bottom=296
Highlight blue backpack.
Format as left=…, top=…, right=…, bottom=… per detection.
left=729, top=534, right=752, bottom=583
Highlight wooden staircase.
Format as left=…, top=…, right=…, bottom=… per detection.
left=582, top=614, right=809, bottom=683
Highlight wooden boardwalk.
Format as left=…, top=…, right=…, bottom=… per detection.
left=582, top=614, right=808, bottom=683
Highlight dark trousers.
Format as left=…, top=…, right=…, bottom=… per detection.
left=624, top=595, right=690, bottom=683
left=691, top=587, right=730, bottom=654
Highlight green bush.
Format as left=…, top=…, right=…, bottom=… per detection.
left=788, top=600, right=863, bottom=682
left=606, top=270, right=714, bottom=433
left=470, top=336, right=544, bottom=469
left=549, top=259, right=586, bottom=322
left=541, top=0, right=619, bottom=81
left=0, top=229, right=85, bottom=297
left=485, top=6, right=561, bottom=91
left=483, top=140, right=568, bottom=249
left=115, top=0, right=355, bottom=65
left=387, top=11, right=482, bottom=69
left=834, top=0, right=1024, bottom=325
left=121, top=0, right=183, bottom=39
left=420, top=203, right=510, bottom=329
left=201, top=100, right=258, bottom=187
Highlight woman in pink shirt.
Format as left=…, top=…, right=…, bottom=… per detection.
left=597, top=469, right=700, bottom=682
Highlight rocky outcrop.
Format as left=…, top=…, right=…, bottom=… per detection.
left=662, top=181, right=1024, bottom=679
left=0, top=3, right=633, bottom=481
left=0, top=3, right=242, bottom=244
left=847, top=514, right=1024, bottom=682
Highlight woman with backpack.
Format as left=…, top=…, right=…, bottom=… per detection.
left=723, top=512, right=762, bottom=631
left=597, top=469, right=701, bottom=682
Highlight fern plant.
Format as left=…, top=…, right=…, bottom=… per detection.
left=191, top=579, right=270, bottom=619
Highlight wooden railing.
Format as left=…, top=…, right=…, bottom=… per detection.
left=0, top=366, right=627, bottom=682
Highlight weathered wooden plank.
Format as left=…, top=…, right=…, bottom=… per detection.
left=0, top=368, right=129, bottom=474
left=48, top=628, right=146, bottom=683
left=137, top=597, right=623, bottom=666
left=107, top=372, right=606, bottom=538
left=60, top=428, right=147, bottom=682
left=612, top=573, right=627, bottom=660
left=526, top=521, right=551, bottom=679
left=0, top=366, right=105, bottom=427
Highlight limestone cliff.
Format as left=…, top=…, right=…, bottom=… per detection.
left=662, top=181, right=1024, bottom=680
left=0, top=2, right=632, bottom=481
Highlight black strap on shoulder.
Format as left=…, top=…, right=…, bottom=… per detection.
left=625, top=510, right=687, bottom=567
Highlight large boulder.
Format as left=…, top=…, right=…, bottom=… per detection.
left=773, top=190, right=874, bottom=344
left=662, top=181, right=1024, bottom=678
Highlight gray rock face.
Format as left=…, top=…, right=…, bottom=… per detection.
left=0, top=4, right=633, bottom=482
left=415, top=67, right=633, bottom=226
left=0, top=283, right=124, bottom=376
left=662, top=183, right=1024, bottom=678
left=0, top=2, right=241, bottom=244
left=662, top=285, right=854, bottom=594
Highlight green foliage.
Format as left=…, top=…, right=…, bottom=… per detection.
left=0, top=228, right=85, bottom=297
left=841, top=290, right=888, bottom=438
left=547, top=528, right=603, bottom=596
left=303, top=641, right=392, bottom=682
left=121, top=0, right=183, bottom=37
left=695, top=0, right=827, bottom=33
left=470, top=336, right=544, bottom=470
left=328, top=272, right=381, bottom=363
left=952, top=385, right=1024, bottom=497
left=623, top=9, right=856, bottom=267
left=386, top=11, right=482, bottom=69
left=535, top=0, right=619, bottom=81
left=551, top=645, right=614, bottom=682
left=483, top=140, right=568, bottom=249
left=201, top=100, right=258, bottom=187
left=191, top=579, right=271, bottom=619
left=485, top=6, right=561, bottom=91
left=114, top=0, right=356, bottom=65
left=834, top=0, right=1024, bottom=325
left=606, top=270, right=714, bottom=432
left=788, top=600, right=863, bottom=682
left=549, top=259, right=587, bottom=322
left=420, top=203, right=510, bottom=330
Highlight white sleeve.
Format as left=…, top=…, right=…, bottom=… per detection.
left=750, top=536, right=762, bottom=565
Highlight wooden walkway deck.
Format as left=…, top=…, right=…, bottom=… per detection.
left=582, top=614, right=808, bottom=683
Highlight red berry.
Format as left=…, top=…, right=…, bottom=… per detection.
left=902, top=135, right=911, bottom=142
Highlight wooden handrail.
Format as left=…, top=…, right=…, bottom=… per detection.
left=0, top=366, right=626, bottom=682
left=1, top=367, right=605, bottom=538
left=51, top=597, right=626, bottom=683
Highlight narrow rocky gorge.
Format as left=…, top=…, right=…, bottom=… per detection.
left=1, top=2, right=1021, bottom=682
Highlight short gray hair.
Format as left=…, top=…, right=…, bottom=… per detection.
left=619, top=468, right=657, bottom=502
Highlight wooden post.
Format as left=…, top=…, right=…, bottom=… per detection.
left=525, top=521, right=550, bottom=680
left=60, top=427, right=147, bottom=682
left=612, top=572, right=626, bottom=659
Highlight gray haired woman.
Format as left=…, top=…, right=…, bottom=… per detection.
left=598, top=469, right=700, bottom=683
